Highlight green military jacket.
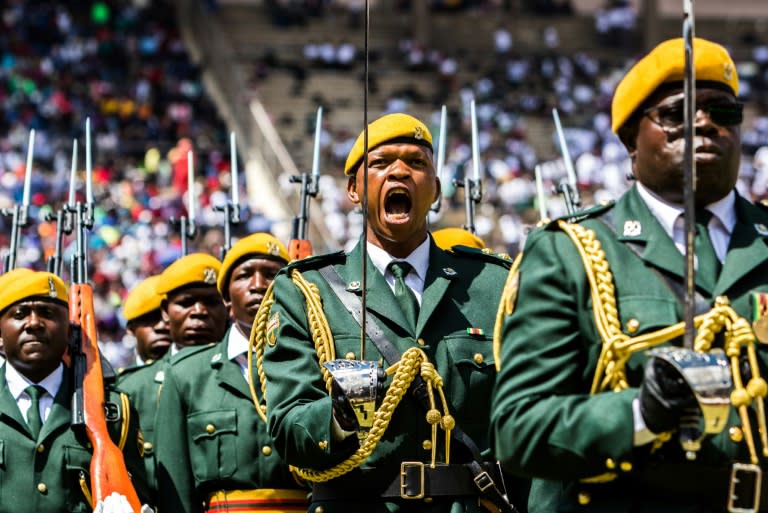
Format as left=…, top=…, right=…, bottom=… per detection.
left=117, top=354, right=169, bottom=500
left=263, top=239, right=522, bottom=513
left=0, top=363, right=149, bottom=512
left=492, top=187, right=768, bottom=513
left=155, top=335, right=304, bottom=513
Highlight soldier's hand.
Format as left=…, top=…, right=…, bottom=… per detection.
left=93, top=492, right=153, bottom=513
left=638, top=357, right=699, bottom=434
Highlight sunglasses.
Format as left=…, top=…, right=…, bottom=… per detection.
left=643, top=100, right=744, bottom=129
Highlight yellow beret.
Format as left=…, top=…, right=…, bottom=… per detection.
left=0, top=269, right=68, bottom=314
left=344, top=113, right=433, bottom=175
left=611, top=37, right=739, bottom=133
left=432, top=227, right=486, bottom=251
left=156, top=253, right=222, bottom=295
left=218, top=233, right=289, bottom=298
left=123, top=276, right=163, bottom=322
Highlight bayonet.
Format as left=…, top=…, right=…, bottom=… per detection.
left=552, top=108, right=581, bottom=215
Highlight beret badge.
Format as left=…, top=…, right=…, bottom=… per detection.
left=203, top=268, right=218, bottom=284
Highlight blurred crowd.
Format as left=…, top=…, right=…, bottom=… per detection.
left=3, top=0, right=768, bottom=368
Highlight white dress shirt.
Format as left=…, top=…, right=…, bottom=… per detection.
left=366, top=236, right=431, bottom=305
left=227, top=325, right=251, bottom=380
left=6, top=362, right=64, bottom=426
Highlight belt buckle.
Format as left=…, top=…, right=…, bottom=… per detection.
left=728, top=462, right=762, bottom=513
left=474, top=470, right=494, bottom=493
left=400, top=461, right=425, bottom=500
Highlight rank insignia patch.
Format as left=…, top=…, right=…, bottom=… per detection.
left=267, top=312, right=280, bottom=346
left=751, top=292, right=768, bottom=344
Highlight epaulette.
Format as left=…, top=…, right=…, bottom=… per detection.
left=169, top=342, right=217, bottom=366
left=450, top=245, right=513, bottom=268
left=117, top=358, right=158, bottom=376
left=543, top=200, right=616, bottom=229
left=283, top=250, right=346, bottom=273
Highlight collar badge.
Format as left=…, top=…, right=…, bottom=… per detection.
left=623, top=220, right=642, bottom=237
left=443, top=267, right=457, bottom=277
left=755, top=223, right=768, bottom=236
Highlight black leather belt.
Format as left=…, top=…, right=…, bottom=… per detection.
left=312, top=462, right=499, bottom=501
left=639, top=462, right=768, bottom=512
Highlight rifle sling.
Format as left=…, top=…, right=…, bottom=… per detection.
left=316, top=266, right=516, bottom=512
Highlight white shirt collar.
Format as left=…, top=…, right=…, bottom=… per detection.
left=6, top=361, right=64, bottom=401
left=367, top=236, right=431, bottom=293
left=227, top=326, right=251, bottom=361
left=635, top=182, right=736, bottom=238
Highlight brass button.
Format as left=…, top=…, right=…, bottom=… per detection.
left=262, top=445, right=272, bottom=456
left=314, top=507, right=325, bottom=513
left=36, top=444, right=45, bottom=453
left=344, top=352, right=355, bottom=360
left=626, top=318, right=640, bottom=334
left=577, top=492, right=591, bottom=505
left=417, top=338, right=426, bottom=346
left=260, top=404, right=267, bottom=414
left=424, top=497, right=433, bottom=503
left=143, top=442, right=154, bottom=452
left=37, top=483, right=47, bottom=494
left=619, top=461, right=632, bottom=472
left=422, top=440, right=432, bottom=451
left=605, top=458, right=615, bottom=470
left=318, top=440, right=328, bottom=450
left=473, top=353, right=484, bottom=365
left=729, top=426, right=744, bottom=443
left=205, top=424, right=215, bottom=434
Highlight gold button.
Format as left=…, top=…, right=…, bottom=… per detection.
left=314, top=507, right=325, bottom=513
left=424, top=497, right=433, bottom=503
left=729, top=426, right=744, bottom=443
left=318, top=440, right=328, bottom=450
left=205, top=424, right=215, bottom=434
left=422, top=440, right=432, bottom=451
left=143, top=442, right=154, bottom=452
left=626, top=318, right=640, bottom=334
left=417, top=338, right=426, bottom=346
left=36, top=444, right=45, bottom=453
left=344, top=352, right=355, bottom=360
left=473, top=353, right=484, bottom=365
left=262, top=445, right=272, bottom=456
left=260, top=404, right=267, bottom=414
left=619, top=461, right=632, bottom=472
left=605, top=458, right=615, bottom=469
left=577, top=492, right=591, bottom=505
left=37, top=483, right=47, bottom=494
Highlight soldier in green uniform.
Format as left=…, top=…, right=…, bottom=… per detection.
left=261, top=113, right=522, bottom=513
left=0, top=268, right=150, bottom=512
left=155, top=232, right=308, bottom=513
left=491, top=38, right=768, bottom=512
left=118, top=253, right=228, bottom=503
left=116, top=274, right=171, bottom=501
left=122, top=275, right=172, bottom=366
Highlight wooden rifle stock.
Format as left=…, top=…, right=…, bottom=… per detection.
left=69, top=283, right=142, bottom=512
left=288, top=239, right=312, bottom=261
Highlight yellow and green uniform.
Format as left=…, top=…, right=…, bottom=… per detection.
left=492, top=186, right=768, bottom=512
left=263, top=239, right=526, bottom=513
left=155, top=335, right=306, bottom=513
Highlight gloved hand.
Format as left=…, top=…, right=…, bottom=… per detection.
left=638, top=357, right=699, bottom=434
left=93, top=492, right=153, bottom=513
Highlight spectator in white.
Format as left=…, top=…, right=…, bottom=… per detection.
left=493, top=24, right=513, bottom=55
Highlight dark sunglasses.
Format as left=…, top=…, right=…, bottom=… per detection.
left=643, top=100, right=744, bottom=129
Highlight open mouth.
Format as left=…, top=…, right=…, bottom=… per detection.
left=384, top=189, right=412, bottom=223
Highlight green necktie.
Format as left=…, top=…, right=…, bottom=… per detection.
left=695, top=209, right=722, bottom=291
left=388, top=261, right=419, bottom=332
left=25, top=385, right=45, bottom=439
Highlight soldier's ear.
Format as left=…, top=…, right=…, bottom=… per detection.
left=433, top=176, right=441, bottom=203
left=160, top=300, right=170, bottom=323
left=346, top=175, right=360, bottom=204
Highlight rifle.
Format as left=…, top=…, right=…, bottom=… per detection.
left=1, top=129, right=35, bottom=273
left=68, top=127, right=143, bottom=511
left=551, top=108, right=581, bottom=215
left=46, top=140, right=77, bottom=276
left=170, top=150, right=197, bottom=256
left=215, top=132, right=242, bottom=259
left=287, top=106, right=322, bottom=261
left=454, top=99, right=482, bottom=235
